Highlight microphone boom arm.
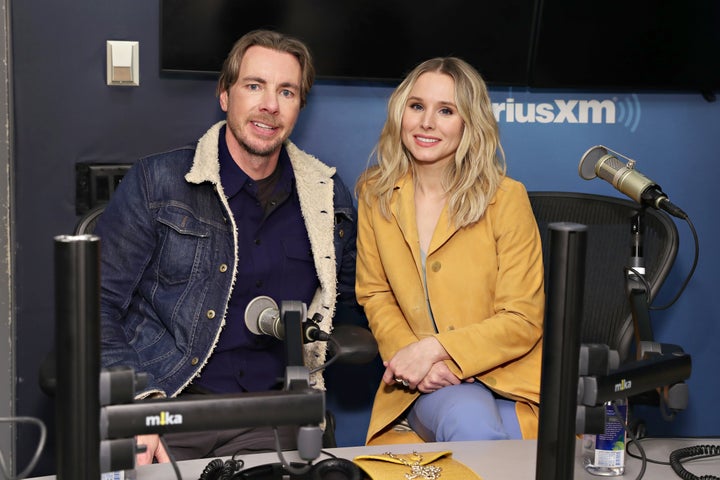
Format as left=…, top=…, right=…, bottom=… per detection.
left=101, top=388, right=325, bottom=439
left=98, top=301, right=325, bottom=472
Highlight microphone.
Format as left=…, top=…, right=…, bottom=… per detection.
left=579, top=145, right=687, bottom=219
left=244, top=296, right=379, bottom=364
left=244, top=296, right=330, bottom=343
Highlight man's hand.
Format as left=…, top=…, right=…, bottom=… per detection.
left=135, top=434, right=170, bottom=465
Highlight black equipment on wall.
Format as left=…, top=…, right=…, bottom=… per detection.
left=160, top=0, right=720, bottom=95
left=160, top=0, right=535, bottom=85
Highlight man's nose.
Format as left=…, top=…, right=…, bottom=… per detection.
left=259, top=90, right=279, bottom=114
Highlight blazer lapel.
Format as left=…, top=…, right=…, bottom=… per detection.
left=390, top=175, right=423, bottom=270
left=391, top=174, right=461, bottom=259
left=428, top=206, right=458, bottom=255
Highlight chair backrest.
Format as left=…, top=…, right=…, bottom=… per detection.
left=74, top=204, right=106, bottom=235
left=528, top=191, right=678, bottom=363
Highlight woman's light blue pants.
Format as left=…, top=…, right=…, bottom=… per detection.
left=407, top=381, right=523, bottom=441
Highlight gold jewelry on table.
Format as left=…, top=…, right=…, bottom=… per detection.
left=383, top=451, right=442, bottom=479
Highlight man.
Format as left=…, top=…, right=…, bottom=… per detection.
left=96, top=29, right=358, bottom=464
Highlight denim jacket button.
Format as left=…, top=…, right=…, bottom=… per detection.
left=191, top=357, right=199, bottom=366
left=338, top=228, right=345, bottom=238
left=219, top=264, right=228, bottom=273
left=206, top=309, right=216, bottom=319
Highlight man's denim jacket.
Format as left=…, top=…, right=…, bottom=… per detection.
left=96, top=121, right=358, bottom=398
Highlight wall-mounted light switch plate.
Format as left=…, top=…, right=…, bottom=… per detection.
left=107, top=40, right=139, bottom=86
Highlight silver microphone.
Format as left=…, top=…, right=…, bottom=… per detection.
left=245, top=296, right=326, bottom=342
left=244, top=295, right=285, bottom=339
left=244, top=296, right=379, bottom=364
left=579, top=145, right=687, bottom=219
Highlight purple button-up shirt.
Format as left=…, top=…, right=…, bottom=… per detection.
left=194, top=128, right=319, bottom=393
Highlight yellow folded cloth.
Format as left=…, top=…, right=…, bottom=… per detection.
left=353, top=450, right=482, bottom=479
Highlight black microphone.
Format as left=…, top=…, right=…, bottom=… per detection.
left=244, top=296, right=330, bottom=343
left=579, top=145, right=687, bottom=219
left=325, top=324, right=379, bottom=365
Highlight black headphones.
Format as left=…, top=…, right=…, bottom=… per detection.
left=199, top=457, right=364, bottom=480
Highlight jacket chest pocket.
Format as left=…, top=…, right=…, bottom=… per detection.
left=156, top=208, right=211, bottom=285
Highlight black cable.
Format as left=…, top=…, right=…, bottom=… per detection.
left=272, top=427, right=312, bottom=477
left=199, top=459, right=225, bottom=480
left=669, top=444, right=720, bottom=480
left=625, top=266, right=653, bottom=304
left=611, top=403, right=647, bottom=480
left=627, top=439, right=671, bottom=466
left=197, top=454, right=245, bottom=480
left=650, top=216, right=699, bottom=311
left=309, top=336, right=341, bottom=375
left=0, top=416, right=47, bottom=480
left=159, top=434, right=183, bottom=480
left=320, top=449, right=338, bottom=459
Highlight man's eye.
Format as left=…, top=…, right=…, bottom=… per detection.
left=281, top=89, right=295, bottom=98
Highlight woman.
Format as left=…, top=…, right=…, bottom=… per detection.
left=355, top=57, right=545, bottom=445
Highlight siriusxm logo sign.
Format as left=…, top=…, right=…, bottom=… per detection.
left=492, top=94, right=641, bottom=132
left=145, top=411, right=183, bottom=427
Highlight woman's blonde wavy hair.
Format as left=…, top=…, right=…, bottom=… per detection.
left=357, top=57, right=506, bottom=228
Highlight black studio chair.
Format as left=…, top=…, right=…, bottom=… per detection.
left=529, top=191, right=687, bottom=434
left=528, top=191, right=678, bottom=363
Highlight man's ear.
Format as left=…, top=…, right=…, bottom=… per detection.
left=219, top=90, right=229, bottom=112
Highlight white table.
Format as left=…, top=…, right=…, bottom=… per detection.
left=29, top=437, right=720, bottom=479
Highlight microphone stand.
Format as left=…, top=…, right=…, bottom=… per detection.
left=627, top=212, right=655, bottom=349
left=577, top=350, right=692, bottom=413
left=54, top=236, right=325, bottom=477
left=535, top=221, right=693, bottom=480
left=98, top=301, right=326, bottom=472
left=625, top=212, right=689, bottom=413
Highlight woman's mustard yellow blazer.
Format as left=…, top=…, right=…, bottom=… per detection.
left=356, top=174, right=545, bottom=444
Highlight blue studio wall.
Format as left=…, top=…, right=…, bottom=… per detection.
left=303, top=84, right=720, bottom=445
left=10, top=0, right=720, bottom=475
